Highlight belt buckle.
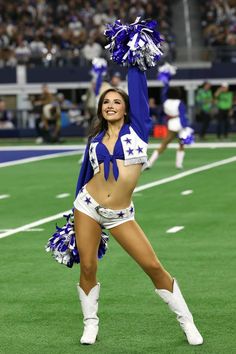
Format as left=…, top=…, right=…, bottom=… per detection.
left=96, top=206, right=115, bottom=219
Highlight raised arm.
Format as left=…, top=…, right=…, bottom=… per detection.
left=128, top=66, right=151, bottom=143
left=178, top=101, right=188, bottom=128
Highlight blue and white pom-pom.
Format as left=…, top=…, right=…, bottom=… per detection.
left=158, top=62, right=177, bottom=84
left=45, top=213, right=109, bottom=268
left=104, top=17, right=164, bottom=71
left=91, top=58, right=108, bottom=96
left=92, top=58, right=107, bottom=76
left=178, top=127, right=194, bottom=145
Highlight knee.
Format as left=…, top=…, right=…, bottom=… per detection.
left=80, top=260, right=97, bottom=279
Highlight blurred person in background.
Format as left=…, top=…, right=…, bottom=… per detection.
left=99, top=71, right=127, bottom=97
left=149, top=97, right=160, bottom=124
left=84, top=79, right=97, bottom=125
left=42, top=103, right=61, bottom=143
left=82, top=37, right=103, bottom=62
left=56, top=93, right=74, bottom=111
left=195, top=82, right=213, bottom=140
left=32, top=84, right=54, bottom=143
left=0, top=98, right=14, bottom=129
left=144, top=87, right=191, bottom=170
left=229, top=92, right=236, bottom=124
left=214, top=82, right=233, bottom=139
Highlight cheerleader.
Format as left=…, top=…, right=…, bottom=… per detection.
left=144, top=87, right=193, bottom=170
left=46, top=18, right=203, bottom=347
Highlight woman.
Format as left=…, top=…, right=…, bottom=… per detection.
left=73, top=67, right=203, bottom=346
left=144, top=87, right=191, bottom=170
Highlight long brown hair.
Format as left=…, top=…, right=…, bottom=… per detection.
left=88, top=88, right=130, bottom=140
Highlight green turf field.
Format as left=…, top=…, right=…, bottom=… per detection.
left=0, top=147, right=236, bottom=354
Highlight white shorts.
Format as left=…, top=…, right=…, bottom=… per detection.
left=167, top=117, right=182, bottom=132
left=73, top=186, right=135, bottom=229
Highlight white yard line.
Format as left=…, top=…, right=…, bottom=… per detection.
left=56, top=193, right=71, bottom=199
left=0, top=194, right=10, bottom=200
left=0, top=155, right=235, bottom=240
left=0, top=150, right=82, bottom=168
left=134, top=156, right=236, bottom=193
left=181, top=190, right=193, bottom=195
left=0, top=228, right=44, bottom=233
left=166, top=226, right=184, bottom=233
left=0, top=210, right=71, bottom=239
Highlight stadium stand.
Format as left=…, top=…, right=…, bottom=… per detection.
left=200, top=0, right=236, bottom=62
left=0, top=0, right=235, bottom=139
left=0, top=0, right=175, bottom=67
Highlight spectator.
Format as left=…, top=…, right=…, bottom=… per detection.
left=149, top=97, right=160, bottom=125
left=0, top=1, right=175, bottom=67
left=32, top=84, right=54, bottom=143
left=214, top=82, right=234, bottom=139
left=195, top=82, right=213, bottom=140
left=56, top=93, right=74, bottom=111
left=42, top=103, right=61, bottom=143
left=82, top=37, right=103, bottom=62
left=84, top=80, right=97, bottom=124
left=0, top=98, right=14, bottom=129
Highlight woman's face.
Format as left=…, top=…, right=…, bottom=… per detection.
left=102, top=91, right=126, bottom=124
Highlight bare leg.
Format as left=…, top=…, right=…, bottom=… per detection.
left=145, top=130, right=176, bottom=170
left=74, top=209, right=101, bottom=294
left=110, top=220, right=203, bottom=345
left=110, top=220, right=173, bottom=291
left=176, top=142, right=185, bottom=169
left=158, top=130, right=177, bottom=154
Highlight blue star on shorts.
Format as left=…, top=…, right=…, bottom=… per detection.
left=84, top=197, right=91, bottom=205
left=117, top=211, right=125, bottom=218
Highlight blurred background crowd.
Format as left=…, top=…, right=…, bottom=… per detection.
left=0, top=0, right=236, bottom=142
left=0, top=0, right=175, bottom=67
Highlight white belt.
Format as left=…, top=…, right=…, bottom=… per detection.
left=95, top=205, right=133, bottom=219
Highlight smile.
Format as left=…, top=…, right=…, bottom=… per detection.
left=106, top=110, right=116, bottom=114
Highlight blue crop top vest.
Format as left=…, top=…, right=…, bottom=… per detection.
left=75, top=67, right=151, bottom=197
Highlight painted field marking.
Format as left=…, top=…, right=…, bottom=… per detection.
left=0, top=228, right=44, bottom=233
left=0, top=194, right=10, bottom=200
left=0, top=155, right=236, bottom=240
left=0, top=150, right=83, bottom=168
left=56, top=193, right=71, bottom=199
left=166, top=226, right=184, bottom=233
left=134, top=156, right=236, bottom=193
left=0, top=210, right=71, bottom=239
left=181, top=190, right=193, bottom=195
left=0, top=145, right=86, bottom=151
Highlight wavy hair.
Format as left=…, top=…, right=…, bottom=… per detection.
left=88, top=88, right=130, bottom=140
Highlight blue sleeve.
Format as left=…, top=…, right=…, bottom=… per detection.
left=75, top=144, right=94, bottom=197
left=128, top=67, right=151, bottom=142
left=95, top=71, right=103, bottom=97
left=178, top=101, right=188, bottom=128
left=161, top=83, right=169, bottom=104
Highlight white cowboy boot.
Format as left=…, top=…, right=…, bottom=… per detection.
left=155, top=279, right=203, bottom=345
left=176, top=150, right=185, bottom=169
left=77, top=283, right=100, bottom=345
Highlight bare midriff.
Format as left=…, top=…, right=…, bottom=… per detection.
left=86, top=159, right=142, bottom=209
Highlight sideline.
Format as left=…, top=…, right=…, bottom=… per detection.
left=1, top=155, right=235, bottom=240
left=0, top=150, right=82, bottom=168
left=1, top=143, right=236, bottom=168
